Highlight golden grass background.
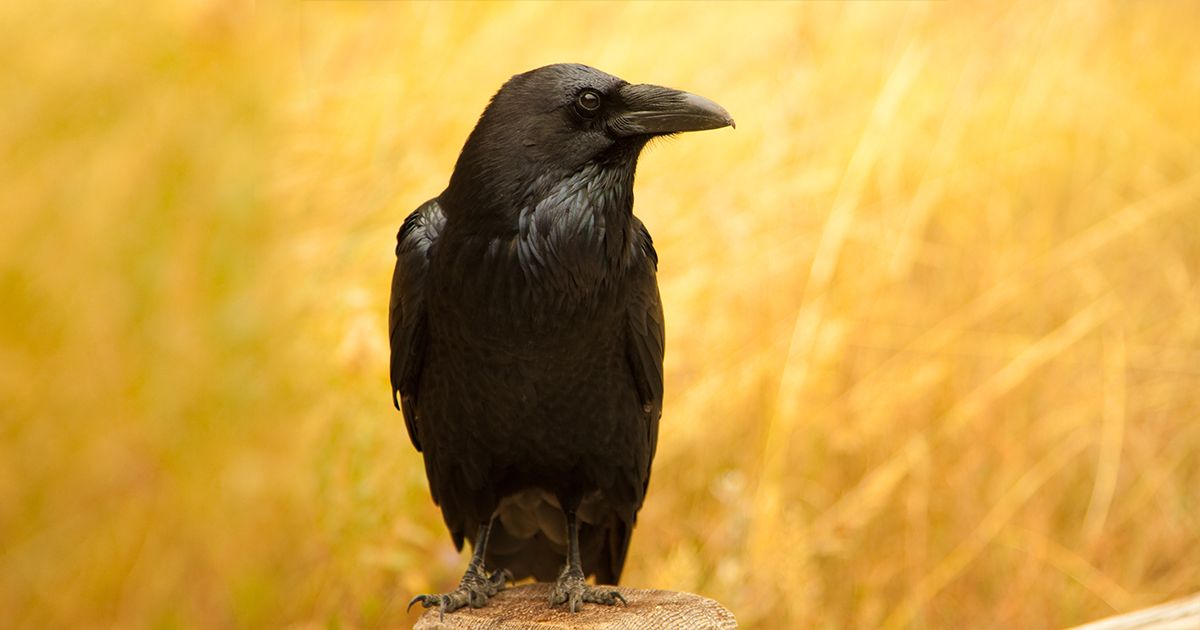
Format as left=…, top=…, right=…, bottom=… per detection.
left=3, top=1, right=1199, bottom=628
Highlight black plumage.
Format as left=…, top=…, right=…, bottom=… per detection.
left=391, top=63, right=732, bottom=614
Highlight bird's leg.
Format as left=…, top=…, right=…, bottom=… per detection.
left=408, top=520, right=511, bottom=619
left=548, top=509, right=626, bottom=613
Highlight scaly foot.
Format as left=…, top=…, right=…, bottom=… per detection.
left=549, top=566, right=627, bottom=613
left=408, top=563, right=511, bottom=619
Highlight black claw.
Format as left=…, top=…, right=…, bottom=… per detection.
left=407, top=594, right=429, bottom=613
left=612, top=591, right=627, bottom=606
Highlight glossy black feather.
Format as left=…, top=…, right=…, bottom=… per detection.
left=389, top=199, right=443, bottom=450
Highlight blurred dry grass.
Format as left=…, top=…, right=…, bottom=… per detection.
left=3, top=1, right=1199, bottom=628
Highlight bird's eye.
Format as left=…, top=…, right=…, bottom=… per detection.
left=575, top=89, right=602, bottom=116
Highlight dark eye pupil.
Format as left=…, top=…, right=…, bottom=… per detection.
left=578, top=91, right=600, bottom=112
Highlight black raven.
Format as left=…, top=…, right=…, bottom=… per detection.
left=391, top=63, right=733, bottom=615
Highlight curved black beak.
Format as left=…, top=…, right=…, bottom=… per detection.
left=610, top=83, right=735, bottom=137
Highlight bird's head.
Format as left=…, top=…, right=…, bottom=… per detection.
left=442, top=63, right=734, bottom=219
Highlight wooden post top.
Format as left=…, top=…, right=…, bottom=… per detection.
left=1070, top=592, right=1200, bottom=630
left=413, top=583, right=737, bottom=630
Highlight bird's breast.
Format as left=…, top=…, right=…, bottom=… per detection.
left=435, top=226, right=634, bottom=338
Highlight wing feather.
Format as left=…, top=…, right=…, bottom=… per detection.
left=624, top=220, right=665, bottom=486
left=389, top=199, right=444, bottom=451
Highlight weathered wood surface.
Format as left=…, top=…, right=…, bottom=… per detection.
left=413, top=583, right=737, bottom=630
left=1071, top=593, right=1200, bottom=630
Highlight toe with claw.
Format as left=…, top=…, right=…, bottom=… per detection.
left=408, top=564, right=511, bottom=619
left=549, top=567, right=627, bottom=613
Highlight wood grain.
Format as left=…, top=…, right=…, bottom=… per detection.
left=1070, top=593, right=1200, bottom=630
left=413, top=583, right=736, bottom=629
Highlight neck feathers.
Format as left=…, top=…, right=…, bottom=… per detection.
left=514, top=161, right=637, bottom=290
